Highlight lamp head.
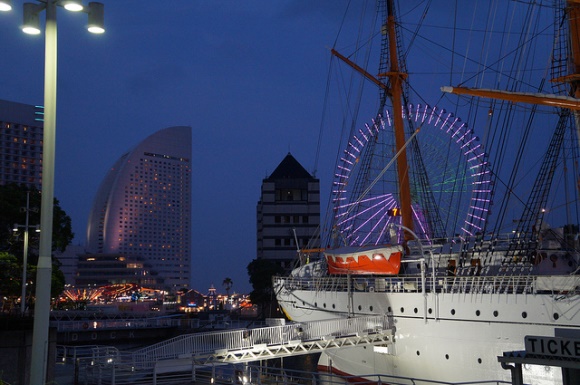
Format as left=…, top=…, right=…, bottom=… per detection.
left=0, top=0, right=12, bottom=12
left=22, top=3, right=41, bottom=35
left=87, top=2, right=104, bottom=34
left=61, top=0, right=84, bottom=12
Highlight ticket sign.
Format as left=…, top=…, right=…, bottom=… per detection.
left=525, top=335, right=580, bottom=358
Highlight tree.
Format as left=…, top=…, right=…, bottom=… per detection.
left=0, top=252, right=21, bottom=311
left=222, top=277, right=233, bottom=296
left=0, top=184, right=74, bottom=256
left=247, top=259, right=285, bottom=318
left=0, top=184, right=74, bottom=309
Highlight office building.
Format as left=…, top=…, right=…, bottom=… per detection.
left=86, top=126, right=192, bottom=291
left=257, top=153, right=320, bottom=271
left=0, top=99, right=44, bottom=188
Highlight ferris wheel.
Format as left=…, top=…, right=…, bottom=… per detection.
left=329, top=104, right=492, bottom=247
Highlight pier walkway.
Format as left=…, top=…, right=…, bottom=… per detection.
left=63, top=314, right=392, bottom=384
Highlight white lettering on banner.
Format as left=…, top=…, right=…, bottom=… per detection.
left=525, top=336, right=580, bottom=358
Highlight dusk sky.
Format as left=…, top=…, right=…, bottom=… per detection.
left=0, top=1, right=357, bottom=294
left=3, top=1, right=554, bottom=296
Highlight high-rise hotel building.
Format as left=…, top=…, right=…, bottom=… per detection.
left=0, top=99, right=44, bottom=188
left=85, top=126, right=192, bottom=290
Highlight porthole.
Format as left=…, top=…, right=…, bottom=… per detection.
left=476, top=310, right=480, bottom=316
left=493, top=310, right=499, bottom=317
left=400, top=307, right=405, bottom=313
left=451, top=309, right=456, bottom=315
left=445, top=354, right=449, bottom=360
left=369, top=306, right=374, bottom=311
left=554, top=313, right=559, bottom=320
left=416, top=351, right=420, bottom=356
left=428, top=308, right=432, bottom=314
left=332, top=304, right=335, bottom=309
left=478, top=358, right=482, bottom=364
left=414, top=308, right=418, bottom=314
left=323, top=303, right=326, bottom=308
left=522, top=311, right=527, bottom=319
left=358, top=305, right=362, bottom=311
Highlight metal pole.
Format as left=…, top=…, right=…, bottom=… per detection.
left=31, top=0, right=57, bottom=383
left=20, top=191, right=30, bottom=315
left=390, top=223, right=429, bottom=322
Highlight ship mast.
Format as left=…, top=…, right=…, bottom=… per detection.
left=566, top=0, right=580, bottom=154
left=442, top=0, right=580, bottom=194
left=382, top=0, right=414, bottom=242
left=329, top=0, right=415, bottom=245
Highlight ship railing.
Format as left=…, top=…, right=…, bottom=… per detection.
left=128, top=314, right=389, bottom=369
left=277, top=273, right=580, bottom=296
left=404, top=233, right=517, bottom=253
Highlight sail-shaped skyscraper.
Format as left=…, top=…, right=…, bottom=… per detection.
left=86, top=126, right=192, bottom=290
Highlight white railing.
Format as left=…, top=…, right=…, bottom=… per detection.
left=56, top=344, right=119, bottom=365
left=131, top=315, right=389, bottom=368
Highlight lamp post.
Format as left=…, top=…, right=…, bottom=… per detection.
left=0, top=1, right=104, bottom=383
left=13, top=191, right=40, bottom=316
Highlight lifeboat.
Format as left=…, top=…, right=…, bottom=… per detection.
left=324, top=245, right=403, bottom=275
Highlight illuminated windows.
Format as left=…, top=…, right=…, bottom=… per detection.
left=86, top=126, right=192, bottom=290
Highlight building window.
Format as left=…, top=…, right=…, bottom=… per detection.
left=276, top=189, right=303, bottom=202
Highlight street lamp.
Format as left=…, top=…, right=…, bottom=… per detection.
left=0, top=0, right=11, bottom=12
left=13, top=191, right=40, bottom=316
left=0, top=1, right=104, bottom=384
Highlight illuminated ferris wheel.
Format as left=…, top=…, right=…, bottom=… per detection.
left=329, top=104, right=492, bottom=247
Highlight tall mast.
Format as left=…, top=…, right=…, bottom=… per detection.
left=382, top=0, right=414, bottom=241
left=329, top=0, right=415, bottom=245
left=444, top=0, right=580, bottom=197
left=567, top=1, right=580, bottom=156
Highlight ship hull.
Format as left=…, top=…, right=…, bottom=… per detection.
left=276, top=282, right=579, bottom=384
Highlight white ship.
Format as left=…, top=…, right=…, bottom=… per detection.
left=273, top=0, right=580, bottom=383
